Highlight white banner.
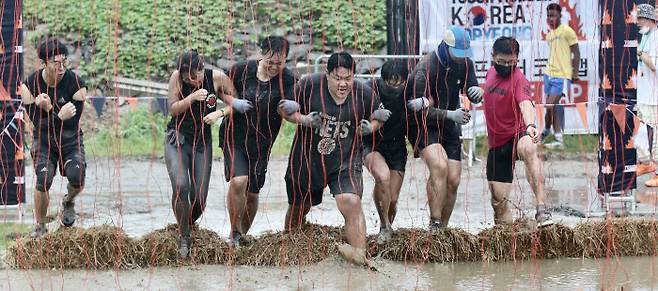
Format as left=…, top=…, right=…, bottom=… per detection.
left=419, top=0, right=601, bottom=134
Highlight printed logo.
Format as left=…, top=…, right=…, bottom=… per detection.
left=206, top=93, right=217, bottom=109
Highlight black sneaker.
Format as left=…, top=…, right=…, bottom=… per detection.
left=229, top=231, right=243, bottom=248
left=179, top=236, right=191, bottom=259
left=535, top=205, right=554, bottom=227
left=428, top=219, right=443, bottom=233
left=61, top=201, right=76, bottom=227
left=541, top=129, right=551, bottom=142
left=31, top=224, right=48, bottom=238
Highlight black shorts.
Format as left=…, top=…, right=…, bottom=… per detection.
left=285, top=166, right=363, bottom=207
left=221, top=144, right=271, bottom=193
left=407, top=121, right=462, bottom=160
left=362, top=140, right=407, bottom=172
left=486, top=134, right=526, bottom=183
left=31, top=138, right=86, bottom=190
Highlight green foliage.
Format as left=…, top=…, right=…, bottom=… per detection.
left=0, top=223, right=31, bottom=249
left=86, top=106, right=168, bottom=157
left=24, top=0, right=387, bottom=84
left=271, top=121, right=297, bottom=156
left=476, top=134, right=598, bottom=155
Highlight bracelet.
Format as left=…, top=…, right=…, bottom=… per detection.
left=526, top=123, right=536, bottom=130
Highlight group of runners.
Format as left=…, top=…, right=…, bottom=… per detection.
left=20, top=3, right=597, bottom=266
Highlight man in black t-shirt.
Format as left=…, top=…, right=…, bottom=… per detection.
left=218, top=36, right=297, bottom=246
left=362, top=59, right=409, bottom=243
left=406, top=26, right=483, bottom=230
left=21, top=39, right=87, bottom=236
left=278, top=52, right=391, bottom=265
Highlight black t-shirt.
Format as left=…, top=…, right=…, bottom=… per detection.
left=407, top=52, right=478, bottom=127
left=167, top=69, right=217, bottom=147
left=286, top=73, right=379, bottom=180
left=364, top=78, right=406, bottom=145
left=219, top=60, right=296, bottom=152
left=24, top=69, right=86, bottom=146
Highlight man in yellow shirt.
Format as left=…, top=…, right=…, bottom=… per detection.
left=542, top=3, right=580, bottom=149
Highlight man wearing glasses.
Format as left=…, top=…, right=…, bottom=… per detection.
left=482, top=36, right=553, bottom=227
left=219, top=36, right=297, bottom=246
left=21, top=39, right=87, bottom=236
left=278, top=52, right=391, bottom=265
left=405, top=26, right=483, bottom=230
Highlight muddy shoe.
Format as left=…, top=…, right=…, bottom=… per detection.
left=428, top=219, right=443, bottom=233
left=31, top=224, right=48, bottom=238
left=535, top=205, right=554, bottom=227
left=61, top=201, right=76, bottom=227
left=179, top=236, right=191, bottom=259
left=377, top=227, right=393, bottom=245
left=336, top=243, right=373, bottom=269
left=229, top=231, right=243, bottom=248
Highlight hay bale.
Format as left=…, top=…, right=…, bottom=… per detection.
left=234, top=224, right=342, bottom=266
left=370, top=228, right=479, bottom=263
left=6, top=226, right=137, bottom=269
left=6, top=219, right=658, bottom=269
left=135, top=224, right=229, bottom=267
left=575, top=219, right=658, bottom=258
left=478, top=222, right=576, bottom=262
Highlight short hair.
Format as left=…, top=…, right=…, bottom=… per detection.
left=492, top=36, right=520, bottom=56
left=380, top=59, right=409, bottom=81
left=38, top=39, right=68, bottom=61
left=326, top=52, right=355, bottom=74
left=177, top=50, right=204, bottom=74
left=259, top=36, right=289, bottom=57
left=547, top=3, right=562, bottom=13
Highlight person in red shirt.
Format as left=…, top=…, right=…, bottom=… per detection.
left=483, top=36, right=553, bottom=227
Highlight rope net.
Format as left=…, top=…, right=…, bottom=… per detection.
left=0, top=0, right=656, bottom=290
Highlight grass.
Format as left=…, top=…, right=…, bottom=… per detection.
left=81, top=107, right=599, bottom=159
left=475, top=134, right=599, bottom=155
left=0, top=222, right=32, bottom=249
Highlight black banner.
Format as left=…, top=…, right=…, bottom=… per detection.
left=1, top=0, right=24, bottom=205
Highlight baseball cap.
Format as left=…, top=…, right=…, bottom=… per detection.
left=443, top=26, right=473, bottom=58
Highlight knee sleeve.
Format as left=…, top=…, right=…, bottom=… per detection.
left=35, top=162, right=56, bottom=192
left=35, top=170, right=55, bottom=192
left=64, top=159, right=86, bottom=188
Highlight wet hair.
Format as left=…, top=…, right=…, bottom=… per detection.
left=38, top=39, right=68, bottom=61
left=380, top=59, right=409, bottom=82
left=547, top=3, right=562, bottom=13
left=326, top=52, right=355, bottom=74
left=177, top=50, right=204, bottom=74
left=260, top=36, right=289, bottom=57
left=492, top=36, right=520, bottom=56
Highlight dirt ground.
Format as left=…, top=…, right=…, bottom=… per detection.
left=2, top=155, right=657, bottom=290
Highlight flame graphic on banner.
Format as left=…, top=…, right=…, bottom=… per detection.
left=602, top=74, right=612, bottom=90
left=625, top=69, right=637, bottom=89
left=602, top=37, right=613, bottom=49
left=626, top=3, right=638, bottom=24
left=602, top=8, right=612, bottom=25
left=560, top=0, right=587, bottom=40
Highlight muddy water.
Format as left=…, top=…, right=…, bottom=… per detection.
left=4, top=157, right=657, bottom=290
left=1, top=256, right=656, bottom=290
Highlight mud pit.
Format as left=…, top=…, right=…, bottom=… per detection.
left=2, top=156, right=657, bottom=290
